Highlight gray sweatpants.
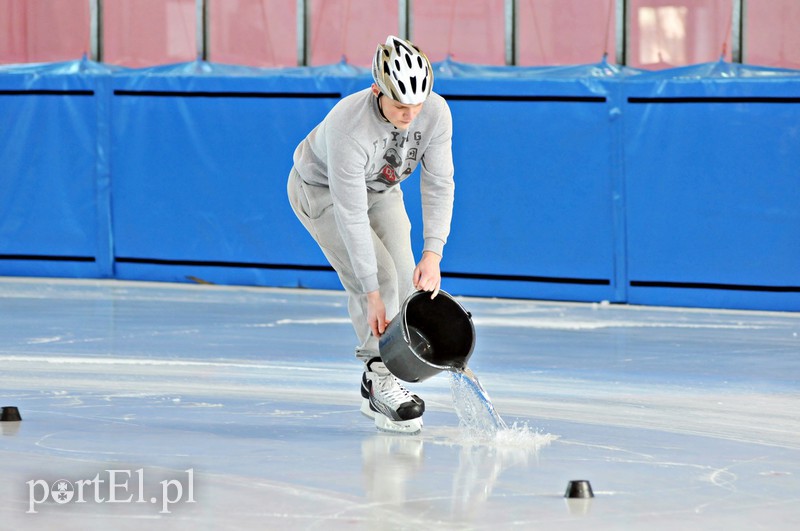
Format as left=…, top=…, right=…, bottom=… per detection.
left=287, top=168, right=416, bottom=363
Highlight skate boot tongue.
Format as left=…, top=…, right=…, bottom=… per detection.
left=366, top=357, right=391, bottom=376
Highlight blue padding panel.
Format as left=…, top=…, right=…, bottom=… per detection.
left=403, top=74, right=619, bottom=302
left=110, top=63, right=371, bottom=278
left=623, top=63, right=800, bottom=310
left=0, top=60, right=111, bottom=278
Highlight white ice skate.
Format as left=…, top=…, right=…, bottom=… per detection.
left=360, top=358, right=424, bottom=434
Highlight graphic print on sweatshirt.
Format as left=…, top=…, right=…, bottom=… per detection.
left=371, top=130, right=422, bottom=186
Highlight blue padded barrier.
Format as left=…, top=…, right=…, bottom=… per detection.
left=411, top=59, right=627, bottom=303
left=1, top=58, right=798, bottom=311
left=0, top=58, right=114, bottom=279
left=622, top=62, right=800, bottom=311
left=109, top=61, right=366, bottom=289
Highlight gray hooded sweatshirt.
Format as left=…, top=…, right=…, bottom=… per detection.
left=292, top=87, right=455, bottom=293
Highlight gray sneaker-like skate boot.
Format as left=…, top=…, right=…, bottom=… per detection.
left=360, top=357, right=425, bottom=434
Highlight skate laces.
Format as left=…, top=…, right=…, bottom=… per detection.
left=375, top=374, right=414, bottom=407
left=369, top=361, right=414, bottom=407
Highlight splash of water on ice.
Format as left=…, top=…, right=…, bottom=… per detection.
left=449, top=368, right=557, bottom=450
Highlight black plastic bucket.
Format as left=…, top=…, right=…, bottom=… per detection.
left=379, top=290, right=475, bottom=382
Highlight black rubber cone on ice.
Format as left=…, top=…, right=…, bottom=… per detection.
left=565, top=480, right=594, bottom=499
left=1, top=406, right=22, bottom=422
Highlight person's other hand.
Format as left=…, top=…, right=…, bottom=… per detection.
left=367, top=290, right=390, bottom=337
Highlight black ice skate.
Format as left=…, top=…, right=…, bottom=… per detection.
left=360, top=357, right=424, bottom=434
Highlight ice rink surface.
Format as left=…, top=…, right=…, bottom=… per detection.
left=1, top=277, right=798, bottom=530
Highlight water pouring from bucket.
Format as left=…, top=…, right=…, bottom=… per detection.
left=379, top=290, right=507, bottom=435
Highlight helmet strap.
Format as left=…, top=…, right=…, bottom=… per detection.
left=376, top=92, right=390, bottom=123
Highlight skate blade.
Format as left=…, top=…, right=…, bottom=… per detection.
left=374, top=413, right=423, bottom=435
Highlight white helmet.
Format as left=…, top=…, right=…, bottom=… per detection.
left=372, top=36, right=433, bottom=105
